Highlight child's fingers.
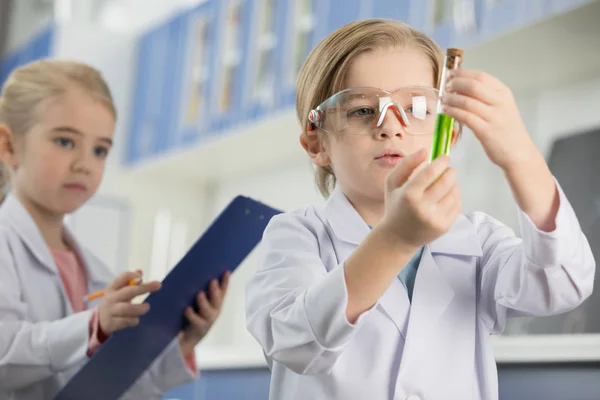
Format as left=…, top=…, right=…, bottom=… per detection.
left=197, top=291, right=219, bottom=323
left=386, top=149, right=428, bottom=190
left=407, top=156, right=429, bottom=181
left=451, top=68, right=505, bottom=90
left=422, top=166, right=458, bottom=204
left=112, top=316, right=141, bottom=331
left=208, top=280, right=221, bottom=307
left=111, top=302, right=151, bottom=318
left=436, top=184, right=462, bottom=220
left=221, top=271, right=231, bottom=294
left=446, top=76, right=497, bottom=105
left=184, top=307, right=210, bottom=333
left=208, top=279, right=225, bottom=309
left=108, top=271, right=143, bottom=291
left=407, top=155, right=451, bottom=193
left=441, top=92, right=492, bottom=122
left=112, top=281, right=161, bottom=302
left=441, top=105, right=487, bottom=138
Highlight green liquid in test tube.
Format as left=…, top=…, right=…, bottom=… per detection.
left=429, top=48, right=464, bottom=163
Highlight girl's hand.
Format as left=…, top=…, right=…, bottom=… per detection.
left=98, top=271, right=161, bottom=336
left=178, top=272, right=231, bottom=357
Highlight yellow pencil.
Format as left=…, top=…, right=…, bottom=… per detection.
left=83, top=277, right=142, bottom=302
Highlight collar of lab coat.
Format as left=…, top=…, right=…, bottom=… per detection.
left=0, top=193, right=112, bottom=287
left=322, top=186, right=482, bottom=257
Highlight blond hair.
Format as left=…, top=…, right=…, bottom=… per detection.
left=296, top=19, right=444, bottom=197
left=0, top=59, right=116, bottom=194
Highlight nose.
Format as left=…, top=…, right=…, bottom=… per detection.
left=374, top=102, right=409, bottom=140
left=71, top=147, right=92, bottom=174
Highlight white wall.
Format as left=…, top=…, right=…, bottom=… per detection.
left=96, top=0, right=203, bottom=34
left=101, top=177, right=209, bottom=282
left=53, top=23, right=136, bottom=171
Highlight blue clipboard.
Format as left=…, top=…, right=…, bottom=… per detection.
left=55, top=196, right=281, bottom=400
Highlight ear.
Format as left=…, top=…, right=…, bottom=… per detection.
left=299, top=131, right=330, bottom=167
left=0, top=124, right=18, bottom=168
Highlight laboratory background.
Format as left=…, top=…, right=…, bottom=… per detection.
left=1, top=0, right=600, bottom=399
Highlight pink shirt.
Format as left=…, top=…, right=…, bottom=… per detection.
left=52, top=250, right=87, bottom=313
left=51, top=249, right=197, bottom=373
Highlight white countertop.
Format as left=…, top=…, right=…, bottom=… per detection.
left=195, top=345, right=267, bottom=370
left=194, top=334, right=600, bottom=370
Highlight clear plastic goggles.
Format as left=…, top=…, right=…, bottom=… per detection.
left=308, top=86, right=440, bottom=136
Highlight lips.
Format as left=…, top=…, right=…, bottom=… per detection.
left=375, top=149, right=405, bottom=167
left=64, top=183, right=87, bottom=192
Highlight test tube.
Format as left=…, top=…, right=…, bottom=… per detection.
left=429, top=48, right=464, bottom=162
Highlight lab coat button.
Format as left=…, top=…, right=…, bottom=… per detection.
left=407, top=396, right=421, bottom=400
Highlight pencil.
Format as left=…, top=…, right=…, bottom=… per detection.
left=83, top=277, right=143, bottom=302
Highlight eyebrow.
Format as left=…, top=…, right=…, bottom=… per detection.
left=51, top=126, right=113, bottom=146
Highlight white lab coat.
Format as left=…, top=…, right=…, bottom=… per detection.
left=245, top=181, right=595, bottom=400
left=0, top=194, right=195, bottom=400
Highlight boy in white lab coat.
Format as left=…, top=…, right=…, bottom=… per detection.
left=245, top=19, right=595, bottom=400
left=0, top=60, right=230, bottom=399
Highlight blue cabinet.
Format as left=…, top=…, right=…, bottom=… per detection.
left=126, top=2, right=220, bottom=163
left=371, top=0, right=411, bottom=22
left=326, top=0, right=363, bottom=32
left=244, top=0, right=289, bottom=121
left=479, top=0, right=535, bottom=42
left=176, top=2, right=219, bottom=148
left=206, top=0, right=253, bottom=136
left=126, top=27, right=167, bottom=164
left=125, top=0, right=595, bottom=165
left=159, top=14, right=188, bottom=152
left=279, top=0, right=323, bottom=108
left=0, top=26, right=54, bottom=88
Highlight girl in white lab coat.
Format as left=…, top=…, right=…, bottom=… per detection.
left=245, top=19, right=595, bottom=400
left=0, top=60, right=230, bottom=400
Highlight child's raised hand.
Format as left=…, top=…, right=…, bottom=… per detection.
left=441, top=69, right=538, bottom=170
left=98, top=271, right=161, bottom=336
left=380, top=149, right=461, bottom=249
left=178, top=271, right=231, bottom=357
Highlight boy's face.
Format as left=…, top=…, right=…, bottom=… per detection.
left=7, top=87, right=115, bottom=216
left=316, top=47, right=437, bottom=204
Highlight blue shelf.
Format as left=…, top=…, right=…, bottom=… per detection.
left=371, top=0, right=410, bottom=22
left=0, top=25, right=54, bottom=88
left=177, top=1, right=219, bottom=149
left=326, top=0, right=362, bottom=32
left=161, top=13, right=188, bottom=152
left=244, top=0, right=289, bottom=122
left=124, top=0, right=595, bottom=165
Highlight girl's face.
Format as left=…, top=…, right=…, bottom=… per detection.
left=312, top=47, right=437, bottom=204
left=7, top=87, right=115, bottom=216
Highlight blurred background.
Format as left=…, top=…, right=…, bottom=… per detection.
left=1, top=0, right=600, bottom=398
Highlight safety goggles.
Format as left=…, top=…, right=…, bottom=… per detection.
left=307, top=86, right=441, bottom=136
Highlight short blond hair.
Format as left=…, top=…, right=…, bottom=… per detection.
left=296, top=19, right=444, bottom=197
left=0, top=59, right=116, bottom=192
